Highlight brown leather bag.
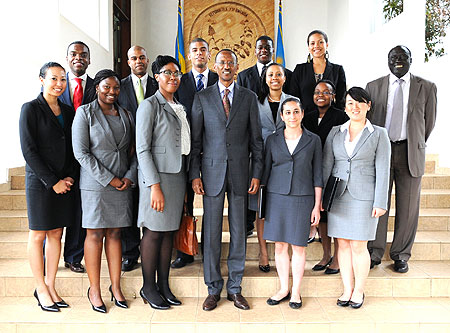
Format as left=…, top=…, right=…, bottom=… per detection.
left=173, top=207, right=198, bottom=256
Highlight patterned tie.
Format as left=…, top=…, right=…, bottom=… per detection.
left=223, top=88, right=231, bottom=118
left=136, top=78, right=144, bottom=105
left=261, top=65, right=267, bottom=78
left=73, top=78, right=83, bottom=112
left=196, top=73, right=204, bottom=92
left=388, top=79, right=404, bottom=141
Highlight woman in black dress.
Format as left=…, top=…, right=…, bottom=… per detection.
left=19, top=62, right=78, bottom=312
left=303, top=80, right=348, bottom=274
left=290, top=30, right=346, bottom=114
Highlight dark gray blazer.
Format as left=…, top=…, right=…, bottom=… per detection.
left=72, top=100, right=137, bottom=191
left=262, top=127, right=323, bottom=195
left=136, top=90, right=188, bottom=186
left=366, top=74, right=437, bottom=177
left=322, top=124, right=391, bottom=209
left=189, top=83, right=264, bottom=197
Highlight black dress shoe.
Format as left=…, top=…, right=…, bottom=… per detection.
left=55, top=299, right=69, bottom=308
left=87, top=288, right=106, bottom=313
left=246, top=229, right=254, bottom=237
left=349, top=293, right=365, bottom=309
left=266, top=292, right=290, bottom=306
left=370, top=259, right=381, bottom=269
left=170, top=257, right=193, bottom=269
left=394, top=260, right=409, bottom=273
left=289, top=296, right=302, bottom=309
left=312, top=257, right=333, bottom=271
left=259, top=264, right=270, bottom=273
left=64, top=262, right=85, bottom=273
left=202, top=294, right=220, bottom=311
left=33, top=289, right=60, bottom=312
left=336, top=298, right=350, bottom=307
left=121, top=259, right=138, bottom=272
left=140, top=288, right=170, bottom=310
left=109, top=285, right=128, bottom=309
left=227, top=293, right=250, bottom=310
left=324, top=267, right=340, bottom=275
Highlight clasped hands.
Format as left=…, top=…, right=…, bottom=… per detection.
left=191, top=177, right=260, bottom=195
left=53, top=177, right=75, bottom=194
left=109, top=177, right=133, bottom=191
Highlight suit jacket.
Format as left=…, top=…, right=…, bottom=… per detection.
left=72, top=99, right=137, bottom=191
left=117, top=74, right=158, bottom=121
left=237, top=64, right=293, bottom=96
left=258, top=92, right=292, bottom=143
left=136, top=90, right=188, bottom=186
left=290, top=61, right=346, bottom=113
left=175, top=70, right=218, bottom=120
left=262, top=127, right=323, bottom=196
left=302, top=106, right=349, bottom=147
left=322, top=124, right=391, bottom=209
left=59, top=72, right=95, bottom=111
left=19, top=93, right=78, bottom=189
left=189, top=82, right=264, bottom=196
left=366, top=74, right=437, bottom=177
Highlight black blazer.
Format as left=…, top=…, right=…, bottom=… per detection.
left=175, top=70, right=218, bottom=120
left=19, top=93, right=78, bottom=189
left=117, top=74, right=158, bottom=121
left=302, top=106, right=349, bottom=147
left=290, top=61, right=346, bottom=114
left=58, top=72, right=95, bottom=111
left=237, top=64, right=293, bottom=96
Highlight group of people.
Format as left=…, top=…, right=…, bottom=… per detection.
left=19, top=28, right=437, bottom=313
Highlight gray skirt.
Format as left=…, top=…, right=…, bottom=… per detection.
left=81, top=188, right=133, bottom=229
left=137, top=163, right=186, bottom=232
left=327, top=190, right=378, bottom=241
left=263, top=192, right=314, bottom=247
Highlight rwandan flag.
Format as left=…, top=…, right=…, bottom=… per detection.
left=175, top=0, right=186, bottom=73
left=275, top=0, right=285, bottom=67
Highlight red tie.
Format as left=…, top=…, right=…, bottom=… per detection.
left=223, top=89, right=230, bottom=118
left=73, top=78, right=83, bottom=111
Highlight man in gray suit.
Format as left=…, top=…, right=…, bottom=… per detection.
left=190, top=49, right=264, bottom=311
left=366, top=45, right=437, bottom=273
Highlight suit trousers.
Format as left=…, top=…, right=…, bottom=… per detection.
left=203, top=169, right=247, bottom=295
left=121, top=187, right=140, bottom=261
left=369, top=141, right=422, bottom=261
left=63, top=187, right=85, bottom=263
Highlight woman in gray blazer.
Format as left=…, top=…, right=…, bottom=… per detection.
left=251, top=63, right=293, bottom=273
left=72, top=69, right=137, bottom=313
left=322, top=87, right=391, bottom=308
left=263, top=97, right=323, bottom=309
left=136, top=56, right=190, bottom=310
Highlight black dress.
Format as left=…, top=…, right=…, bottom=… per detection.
left=290, top=61, right=346, bottom=114
left=19, top=93, right=78, bottom=230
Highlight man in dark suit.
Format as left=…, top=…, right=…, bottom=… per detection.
left=117, top=45, right=158, bottom=272
left=366, top=45, right=437, bottom=273
left=190, top=49, right=264, bottom=311
left=236, top=35, right=292, bottom=237
left=60, top=41, right=95, bottom=273
left=170, top=38, right=218, bottom=269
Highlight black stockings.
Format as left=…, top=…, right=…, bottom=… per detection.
left=140, top=228, right=175, bottom=302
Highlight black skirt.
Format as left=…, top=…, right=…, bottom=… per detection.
left=26, top=172, right=76, bottom=231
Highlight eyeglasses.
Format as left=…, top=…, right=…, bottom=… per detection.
left=313, top=91, right=334, bottom=96
left=216, top=61, right=236, bottom=66
left=159, top=70, right=183, bottom=78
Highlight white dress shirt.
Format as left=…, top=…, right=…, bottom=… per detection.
left=218, top=81, right=235, bottom=105
left=257, top=61, right=273, bottom=76
left=131, top=73, right=149, bottom=96
left=385, top=72, right=410, bottom=141
left=191, top=68, right=209, bottom=89
left=340, top=119, right=375, bottom=156
left=68, top=72, right=87, bottom=102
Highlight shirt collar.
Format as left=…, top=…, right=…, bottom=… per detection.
left=218, top=81, right=235, bottom=95
left=131, top=73, right=148, bottom=86
left=191, top=67, right=209, bottom=79
left=340, top=119, right=374, bottom=133
left=389, top=72, right=410, bottom=85
left=256, top=61, right=273, bottom=75
left=68, top=72, right=87, bottom=81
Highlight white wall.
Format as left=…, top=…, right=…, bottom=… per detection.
left=0, top=0, right=114, bottom=183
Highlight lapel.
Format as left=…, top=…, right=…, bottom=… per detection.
left=144, top=76, right=157, bottom=98
left=350, top=127, right=373, bottom=158
left=207, top=71, right=218, bottom=87
left=124, top=76, right=138, bottom=111
left=187, top=71, right=197, bottom=93
left=116, top=105, right=130, bottom=150
left=276, top=92, right=288, bottom=128
left=59, top=72, right=73, bottom=108
left=82, top=75, right=94, bottom=104
left=375, top=75, right=390, bottom=125
left=155, top=90, right=179, bottom=121
left=37, top=93, right=65, bottom=132
left=292, top=128, right=312, bottom=156
left=323, top=60, right=332, bottom=79
left=250, top=65, right=259, bottom=91
left=408, top=74, right=420, bottom=115
left=273, top=130, right=291, bottom=157
left=209, top=83, right=228, bottom=123
left=228, top=83, right=241, bottom=125
left=318, top=106, right=336, bottom=130
left=260, top=92, right=287, bottom=130
left=91, top=99, right=119, bottom=148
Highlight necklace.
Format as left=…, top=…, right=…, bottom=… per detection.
left=268, top=95, right=280, bottom=102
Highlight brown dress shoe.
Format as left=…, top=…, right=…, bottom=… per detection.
left=202, top=294, right=220, bottom=311
left=64, top=262, right=85, bottom=273
left=227, top=293, right=250, bottom=310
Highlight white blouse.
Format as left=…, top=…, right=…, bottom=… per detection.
left=285, top=135, right=301, bottom=155
left=340, top=120, right=374, bottom=156
left=168, top=102, right=191, bottom=155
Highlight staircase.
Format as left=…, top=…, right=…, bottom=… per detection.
left=1, top=157, right=450, bottom=332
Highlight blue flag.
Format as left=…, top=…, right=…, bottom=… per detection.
left=275, top=0, right=285, bottom=67
left=175, top=0, right=186, bottom=73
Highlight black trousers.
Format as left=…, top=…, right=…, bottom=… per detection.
left=121, top=187, right=140, bottom=261
left=63, top=187, right=85, bottom=263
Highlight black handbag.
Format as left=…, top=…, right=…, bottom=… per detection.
left=322, top=176, right=341, bottom=212
left=257, top=185, right=266, bottom=219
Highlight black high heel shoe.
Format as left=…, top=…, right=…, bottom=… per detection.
left=33, top=289, right=59, bottom=312
left=87, top=287, right=107, bottom=313
left=160, top=290, right=182, bottom=306
left=109, top=285, right=128, bottom=309
left=140, top=288, right=170, bottom=310
left=55, top=299, right=69, bottom=308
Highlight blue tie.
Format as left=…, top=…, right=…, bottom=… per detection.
left=196, top=73, right=204, bottom=92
